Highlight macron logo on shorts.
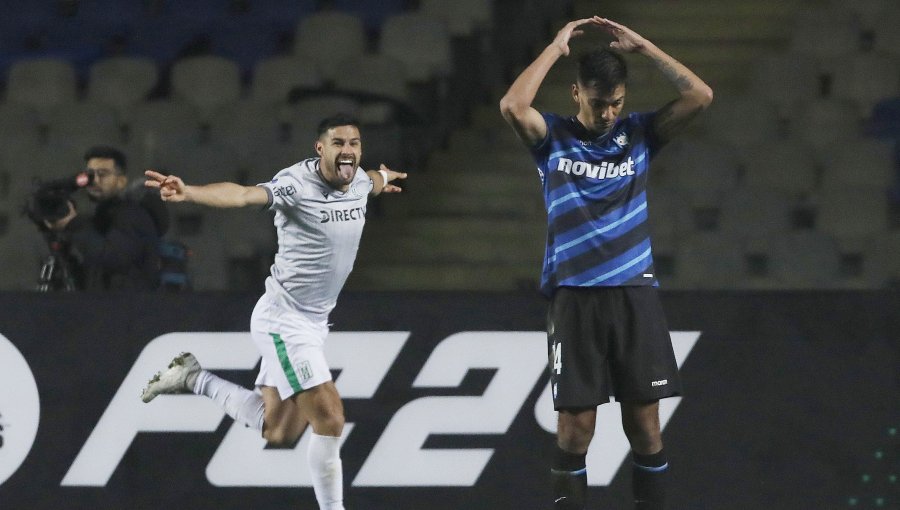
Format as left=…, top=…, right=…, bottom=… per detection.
left=651, top=379, right=668, bottom=387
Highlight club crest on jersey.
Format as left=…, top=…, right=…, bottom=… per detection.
left=614, top=133, right=629, bottom=147
left=350, top=179, right=371, bottom=198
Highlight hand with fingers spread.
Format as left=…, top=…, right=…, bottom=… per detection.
left=597, top=17, right=649, bottom=53
left=144, top=170, right=187, bottom=202
left=374, top=163, right=408, bottom=194
left=552, top=16, right=604, bottom=56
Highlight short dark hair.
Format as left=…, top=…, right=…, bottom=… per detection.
left=576, top=49, right=628, bottom=95
left=316, top=113, right=361, bottom=139
left=84, top=145, right=127, bottom=174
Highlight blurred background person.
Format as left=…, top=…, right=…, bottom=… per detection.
left=38, top=145, right=169, bottom=290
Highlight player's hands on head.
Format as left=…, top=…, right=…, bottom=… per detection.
left=378, top=164, right=407, bottom=193
left=144, top=169, right=187, bottom=202
left=597, top=18, right=648, bottom=53
left=553, top=16, right=603, bottom=56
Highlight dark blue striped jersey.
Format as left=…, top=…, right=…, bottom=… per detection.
left=530, top=112, right=662, bottom=296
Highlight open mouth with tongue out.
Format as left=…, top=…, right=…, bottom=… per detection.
left=336, top=155, right=356, bottom=182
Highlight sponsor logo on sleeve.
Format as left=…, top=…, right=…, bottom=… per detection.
left=272, top=185, right=297, bottom=197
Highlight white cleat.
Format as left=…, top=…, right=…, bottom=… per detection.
left=140, top=352, right=201, bottom=403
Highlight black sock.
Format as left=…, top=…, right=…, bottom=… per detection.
left=551, top=446, right=587, bottom=509
left=632, top=449, right=668, bottom=510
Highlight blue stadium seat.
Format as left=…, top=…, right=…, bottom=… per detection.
left=125, top=16, right=203, bottom=63
left=241, top=0, right=317, bottom=35
left=70, top=0, right=145, bottom=37
left=208, top=19, right=285, bottom=77
left=148, top=0, right=231, bottom=26
left=0, top=2, right=61, bottom=54
left=867, top=97, right=900, bottom=140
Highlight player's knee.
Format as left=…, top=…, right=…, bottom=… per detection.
left=305, top=388, right=344, bottom=434
left=262, top=424, right=299, bottom=447
left=311, top=408, right=344, bottom=436
left=264, top=432, right=291, bottom=447
left=623, top=424, right=662, bottom=454
left=557, top=431, right=593, bottom=454
left=557, top=423, right=593, bottom=454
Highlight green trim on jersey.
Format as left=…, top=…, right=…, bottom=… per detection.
left=270, top=333, right=303, bottom=393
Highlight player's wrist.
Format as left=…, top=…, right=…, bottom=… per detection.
left=637, top=40, right=660, bottom=58
left=377, top=169, right=389, bottom=191
left=546, top=42, right=567, bottom=58
left=181, top=185, right=196, bottom=202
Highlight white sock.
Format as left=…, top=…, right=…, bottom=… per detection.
left=192, top=370, right=265, bottom=431
left=308, top=432, right=344, bottom=510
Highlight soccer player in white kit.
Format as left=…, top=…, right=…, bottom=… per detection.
left=140, top=114, right=406, bottom=510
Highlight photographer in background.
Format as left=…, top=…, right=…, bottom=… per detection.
left=41, top=146, right=169, bottom=291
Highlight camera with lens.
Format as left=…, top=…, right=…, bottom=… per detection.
left=23, top=171, right=94, bottom=291
left=24, top=171, right=94, bottom=230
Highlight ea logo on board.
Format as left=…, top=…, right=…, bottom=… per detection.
left=0, top=334, right=40, bottom=486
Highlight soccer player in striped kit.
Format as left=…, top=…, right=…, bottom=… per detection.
left=140, top=114, right=406, bottom=509
left=500, top=16, right=713, bottom=510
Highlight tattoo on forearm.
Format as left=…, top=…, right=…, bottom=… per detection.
left=657, top=59, right=693, bottom=92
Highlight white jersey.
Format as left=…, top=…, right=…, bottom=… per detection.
left=257, top=157, right=373, bottom=321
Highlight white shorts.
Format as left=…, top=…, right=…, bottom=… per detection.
left=250, top=294, right=332, bottom=400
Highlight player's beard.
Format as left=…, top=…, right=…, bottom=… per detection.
left=578, top=112, right=615, bottom=137
left=591, top=114, right=616, bottom=136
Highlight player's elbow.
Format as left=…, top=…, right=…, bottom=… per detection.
left=236, top=185, right=267, bottom=208
left=499, top=95, right=525, bottom=121
left=698, top=84, right=714, bottom=109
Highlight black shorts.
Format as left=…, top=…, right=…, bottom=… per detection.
left=547, top=286, right=682, bottom=409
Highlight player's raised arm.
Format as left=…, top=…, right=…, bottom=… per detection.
left=597, top=17, right=713, bottom=143
left=366, top=164, right=408, bottom=196
left=144, top=169, right=269, bottom=208
left=500, top=17, right=604, bottom=147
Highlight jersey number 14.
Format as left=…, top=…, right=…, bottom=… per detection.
left=551, top=342, right=562, bottom=374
